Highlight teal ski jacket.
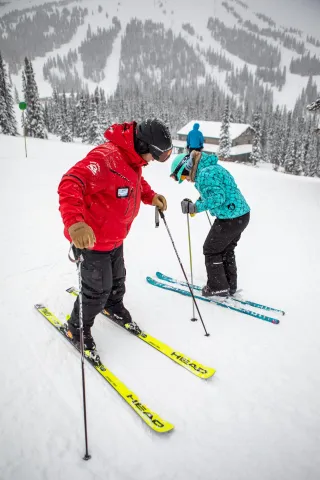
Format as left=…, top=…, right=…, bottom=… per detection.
left=194, top=153, right=250, bottom=219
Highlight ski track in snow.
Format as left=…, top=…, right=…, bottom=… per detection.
left=1, top=133, right=320, bottom=479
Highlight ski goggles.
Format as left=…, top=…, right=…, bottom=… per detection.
left=170, top=157, right=187, bottom=181
left=170, top=155, right=191, bottom=181
left=149, top=144, right=173, bottom=162
left=170, top=172, right=189, bottom=182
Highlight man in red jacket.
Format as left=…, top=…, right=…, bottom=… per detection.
left=58, top=118, right=172, bottom=351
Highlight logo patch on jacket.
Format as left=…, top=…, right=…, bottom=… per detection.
left=117, top=187, right=129, bottom=198
left=87, top=162, right=100, bottom=175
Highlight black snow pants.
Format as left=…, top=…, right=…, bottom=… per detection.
left=203, top=212, right=250, bottom=293
left=69, top=245, right=126, bottom=332
left=188, top=147, right=203, bottom=154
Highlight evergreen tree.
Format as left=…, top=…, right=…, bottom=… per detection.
left=218, top=99, right=231, bottom=160
left=269, top=107, right=282, bottom=170
left=60, top=121, right=73, bottom=142
left=61, top=90, right=73, bottom=141
left=296, top=118, right=307, bottom=175
left=77, top=92, right=89, bottom=142
left=68, top=90, right=77, bottom=136
left=250, top=109, right=262, bottom=165
left=305, top=134, right=318, bottom=177
left=0, top=93, right=7, bottom=133
left=51, top=88, right=61, bottom=135
left=98, top=88, right=108, bottom=132
left=54, top=104, right=64, bottom=137
left=21, top=70, right=27, bottom=135
left=280, top=111, right=292, bottom=167
left=87, top=98, right=104, bottom=145
left=22, top=57, right=47, bottom=139
left=284, top=133, right=297, bottom=174
left=316, top=138, right=320, bottom=177
left=43, top=101, right=51, bottom=131
left=0, top=51, right=18, bottom=135
left=265, top=117, right=274, bottom=164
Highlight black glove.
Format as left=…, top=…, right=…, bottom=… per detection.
left=181, top=198, right=196, bottom=214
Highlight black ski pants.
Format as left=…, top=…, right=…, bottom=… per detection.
left=69, top=245, right=126, bottom=332
left=188, top=147, right=203, bottom=154
left=203, top=212, right=250, bottom=293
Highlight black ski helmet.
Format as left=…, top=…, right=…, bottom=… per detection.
left=135, top=118, right=173, bottom=162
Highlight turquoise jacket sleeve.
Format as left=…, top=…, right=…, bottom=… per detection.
left=195, top=168, right=226, bottom=214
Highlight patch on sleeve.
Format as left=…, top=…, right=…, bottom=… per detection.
left=117, top=187, right=129, bottom=198
left=87, top=162, right=100, bottom=175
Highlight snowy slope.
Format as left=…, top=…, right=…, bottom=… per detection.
left=1, top=133, right=320, bottom=480
left=2, top=0, right=320, bottom=108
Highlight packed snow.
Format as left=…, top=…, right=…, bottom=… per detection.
left=1, top=133, right=320, bottom=480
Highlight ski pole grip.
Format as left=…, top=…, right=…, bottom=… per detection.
left=158, top=209, right=165, bottom=220
left=155, top=207, right=160, bottom=227
left=68, top=243, right=84, bottom=263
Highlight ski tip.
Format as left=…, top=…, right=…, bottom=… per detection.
left=66, top=287, right=78, bottom=295
left=34, top=303, right=45, bottom=310
left=202, top=368, right=216, bottom=379
left=156, top=422, right=175, bottom=434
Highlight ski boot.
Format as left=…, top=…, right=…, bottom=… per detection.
left=65, top=316, right=96, bottom=349
left=202, top=285, right=229, bottom=298
left=102, top=303, right=141, bottom=335
left=65, top=327, right=101, bottom=364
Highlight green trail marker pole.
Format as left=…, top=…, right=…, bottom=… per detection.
left=19, top=102, right=27, bottom=158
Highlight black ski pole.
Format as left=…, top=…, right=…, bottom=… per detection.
left=186, top=214, right=197, bottom=322
left=206, top=211, right=212, bottom=227
left=158, top=210, right=210, bottom=337
left=155, top=206, right=160, bottom=228
left=69, top=245, right=91, bottom=461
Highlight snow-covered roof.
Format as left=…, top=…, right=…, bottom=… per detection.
left=177, top=121, right=252, bottom=140
left=172, top=140, right=252, bottom=156
left=231, top=144, right=253, bottom=155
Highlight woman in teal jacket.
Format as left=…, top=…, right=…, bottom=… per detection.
left=171, top=151, right=250, bottom=297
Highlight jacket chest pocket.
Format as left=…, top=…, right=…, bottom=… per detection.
left=109, top=170, right=135, bottom=215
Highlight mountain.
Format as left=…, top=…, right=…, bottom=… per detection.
left=1, top=0, right=320, bottom=111
left=1, top=132, right=320, bottom=479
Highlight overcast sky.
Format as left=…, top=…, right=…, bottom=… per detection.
left=245, top=0, right=320, bottom=38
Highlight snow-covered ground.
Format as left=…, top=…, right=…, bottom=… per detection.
left=1, top=133, right=320, bottom=479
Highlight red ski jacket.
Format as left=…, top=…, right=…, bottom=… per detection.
left=58, top=122, right=156, bottom=251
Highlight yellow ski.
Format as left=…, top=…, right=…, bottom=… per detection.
left=35, top=304, right=174, bottom=434
left=136, top=331, right=215, bottom=379
left=67, top=287, right=216, bottom=379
